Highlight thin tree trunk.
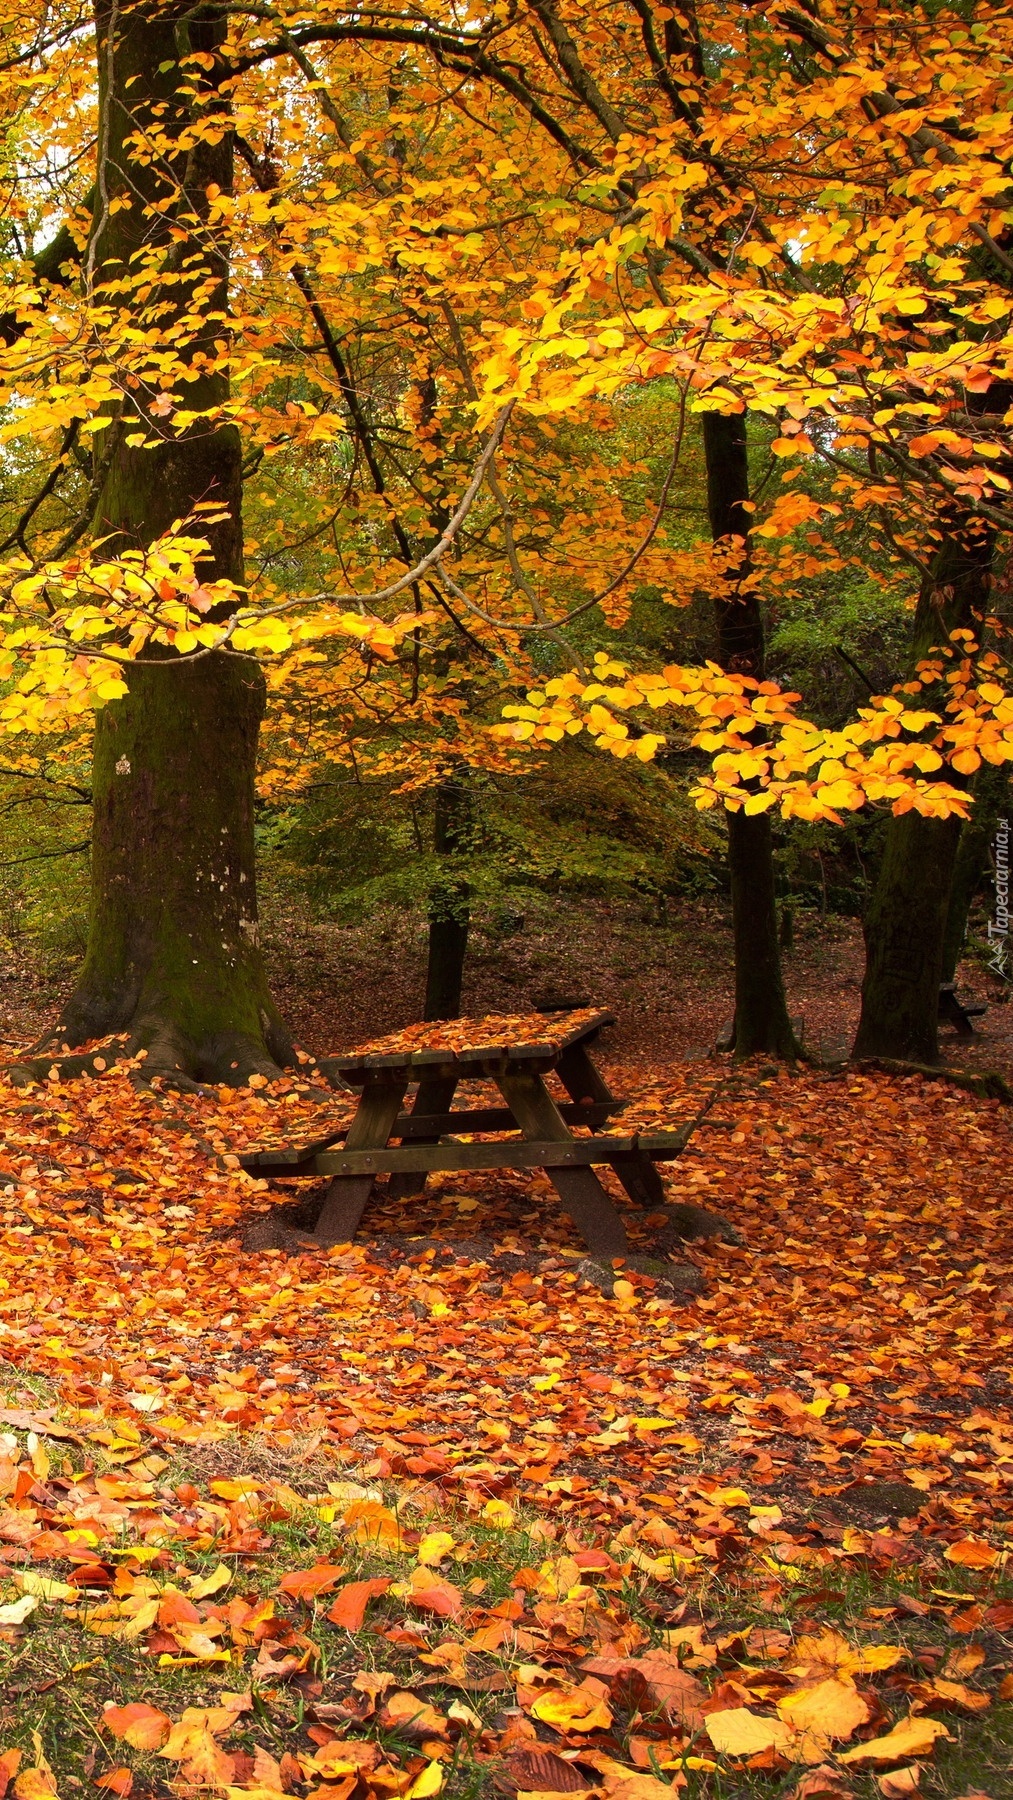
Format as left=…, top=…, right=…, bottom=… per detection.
left=45, top=0, right=293, bottom=1080
left=424, top=778, right=472, bottom=1021
left=703, top=413, right=797, bottom=1059
left=853, top=520, right=994, bottom=1063
left=941, top=765, right=1010, bottom=984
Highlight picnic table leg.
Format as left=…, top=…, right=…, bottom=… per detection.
left=315, top=1077, right=409, bottom=1247
left=388, top=1075, right=460, bottom=1200
left=496, top=1070, right=629, bottom=1261
left=557, top=1044, right=668, bottom=1211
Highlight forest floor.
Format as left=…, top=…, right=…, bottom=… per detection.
left=0, top=899, right=1010, bottom=1797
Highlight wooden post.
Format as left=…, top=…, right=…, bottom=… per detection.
left=496, top=1070, right=628, bottom=1261
left=315, top=1076, right=408, bottom=1246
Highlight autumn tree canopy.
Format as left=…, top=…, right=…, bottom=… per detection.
left=0, top=0, right=1011, bottom=1067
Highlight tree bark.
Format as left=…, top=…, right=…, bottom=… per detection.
left=941, top=764, right=1010, bottom=984
left=703, top=413, right=798, bottom=1059
left=423, top=777, right=472, bottom=1021
left=853, top=519, right=994, bottom=1063
left=45, top=0, right=293, bottom=1079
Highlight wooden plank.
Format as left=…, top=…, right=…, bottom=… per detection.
left=556, top=1041, right=668, bottom=1209
left=387, top=1073, right=459, bottom=1201
left=251, top=1124, right=687, bottom=1181
left=314, top=1077, right=408, bottom=1247
left=315, top=1137, right=641, bottom=1176
left=496, top=1070, right=629, bottom=1260
left=239, top=1101, right=622, bottom=1175
left=395, top=1100, right=621, bottom=1136
left=558, top=1009, right=616, bottom=1050
left=239, top=1128, right=346, bottom=1172
left=556, top=1043, right=614, bottom=1106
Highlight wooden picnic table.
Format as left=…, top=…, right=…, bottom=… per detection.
left=240, top=1008, right=705, bottom=1256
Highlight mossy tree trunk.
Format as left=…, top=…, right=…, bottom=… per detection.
left=853, top=519, right=994, bottom=1064
left=45, top=0, right=293, bottom=1079
left=703, top=413, right=798, bottom=1060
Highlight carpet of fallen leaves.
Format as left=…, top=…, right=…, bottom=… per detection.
left=0, top=1045, right=1011, bottom=1795
left=334, top=1010, right=611, bottom=1064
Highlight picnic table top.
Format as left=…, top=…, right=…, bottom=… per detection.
left=330, top=1007, right=615, bottom=1077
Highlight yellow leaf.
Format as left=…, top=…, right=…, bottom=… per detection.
left=417, top=1533, right=456, bottom=1567
left=481, top=1498, right=515, bottom=1529
left=16, top=1572, right=77, bottom=1601
left=931, top=1676, right=990, bottom=1713
left=705, top=1708, right=794, bottom=1757
left=342, top=1500, right=403, bottom=1551
left=0, top=1594, right=38, bottom=1625
left=530, top=1686, right=613, bottom=1734
left=188, top=1563, right=233, bottom=1599
left=14, top=1772, right=57, bottom=1800
left=876, top=1769, right=920, bottom=1799
left=838, top=1717, right=951, bottom=1764
left=405, top=1761, right=444, bottom=1798
left=209, top=1479, right=261, bottom=1502
left=777, top=1678, right=869, bottom=1760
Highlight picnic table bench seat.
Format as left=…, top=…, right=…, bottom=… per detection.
left=240, top=1008, right=716, bottom=1257
left=938, top=982, right=987, bottom=1037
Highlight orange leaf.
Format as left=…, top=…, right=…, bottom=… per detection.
left=95, top=1770, right=133, bottom=1796
left=278, top=1563, right=347, bottom=1602
left=944, top=1540, right=1000, bottom=1570
left=325, top=1578, right=391, bottom=1630
left=379, top=1692, right=449, bottom=1739
left=101, top=1705, right=171, bottom=1752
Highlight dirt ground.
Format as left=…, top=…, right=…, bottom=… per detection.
left=0, top=895, right=1008, bottom=1077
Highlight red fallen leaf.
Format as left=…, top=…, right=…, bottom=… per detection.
left=29, top=1531, right=76, bottom=1560
left=100, top=1706, right=171, bottom=1752
left=279, top=1753, right=304, bottom=1790
left=505, top=1750, right=588, bottom=1793
left=572, top=1549, right=619, bottom=1575
left=159, top=1591, right=203, bottom=1627
left=0, top=1752, right=22, bottom=1800
left=987, top=1603, right=1013, bottom=1630
left=95, top=1770, right=132, bottom=1796
left=306, top=1725, right=340, bottom=1747
left=326, top=1578, right=392, bottom=1631
left=582, top=1652, right=706, bottom=1729
left=67, top=1564, right=114, bottom=1588
left=406, top=1572, right=463, bottom=1619
left=278, top=1562, right=347, bottom=1602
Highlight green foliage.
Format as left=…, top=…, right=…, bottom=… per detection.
left=266, top=748, right=722, bottom=928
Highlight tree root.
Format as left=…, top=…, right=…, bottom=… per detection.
left=852, top=1057, right=1012, bottom=1103
left=9, top=1010, right=303, bottom=1089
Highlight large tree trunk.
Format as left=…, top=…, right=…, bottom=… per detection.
left=45, top=0, right=293, bottom=1080
left=703, top=413, right=798, bottom=1059
left=853, top=519, right=993, bottom=1063
left=59, top=653, right=291, bottom=1077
